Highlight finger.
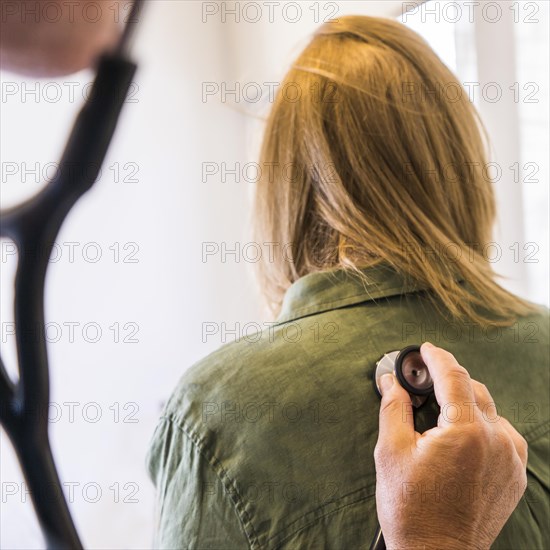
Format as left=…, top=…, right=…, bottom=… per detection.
left=376, top=373, right=416, bottom=450
left=471, top=380, right=528, bottom=468
left=471, top=379, right=499, bottom=420
left=499, top=416, right=529, bottom=468
left=420, top=342, right=475, bottom=424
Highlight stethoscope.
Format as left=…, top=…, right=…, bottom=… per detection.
left=370, top=345, right=436, bottom=550
left=0, top=2, right=145, bottom=547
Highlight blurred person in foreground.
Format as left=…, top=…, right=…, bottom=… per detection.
left=0, top=0, right=123, bottom=75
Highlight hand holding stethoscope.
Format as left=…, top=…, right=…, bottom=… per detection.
left=371, top=343, right=528, bottom=549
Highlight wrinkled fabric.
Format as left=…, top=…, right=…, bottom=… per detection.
left=147, top=264, right=550, bottom=549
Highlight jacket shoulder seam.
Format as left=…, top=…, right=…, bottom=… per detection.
left=160, top=414, right=260, bottom=549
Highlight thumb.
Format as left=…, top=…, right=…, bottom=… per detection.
left=377, top=373, right=415, bottom=449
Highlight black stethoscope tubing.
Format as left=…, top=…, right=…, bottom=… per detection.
left=0, top=2, right=145, bottom=547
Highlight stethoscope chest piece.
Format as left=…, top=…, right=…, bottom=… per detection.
left=370, top=344, right=437, bottom=550
left=374, top=345, right=433, bottom=408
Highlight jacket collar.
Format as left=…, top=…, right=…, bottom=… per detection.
left=276, top=263, right=434, bottom=324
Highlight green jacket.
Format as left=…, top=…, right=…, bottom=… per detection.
left=147, top=265, right=550, bottom=549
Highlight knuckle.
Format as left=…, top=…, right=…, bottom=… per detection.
left=519, top=434, right=528, bottom=452
left=493, top=430, right=520, bottom=463
left=518, top=435, right=529, bottom=460
left=453, top=363, right=471, bottom=378
left=373, top=439, right=403, bottom=466
left=475, top=381, right=488, bottom=393
left=499, top=416, right=516, bottom=431
left=379, top=397, right=405, bottom=419
left=430, top=348, right=458, bottom=370
left=444, top=368, right=472, bottom=392
left=511, top=460, right=528, bottom=499
left=373, top=442, right=389, bottom=464
left=460, top=423, right=489, bottom=449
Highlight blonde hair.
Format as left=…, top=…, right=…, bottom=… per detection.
left=254, top=15, right=536, bottom=326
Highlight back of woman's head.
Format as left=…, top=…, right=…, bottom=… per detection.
left=254, top=15, right=535, bottom=326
